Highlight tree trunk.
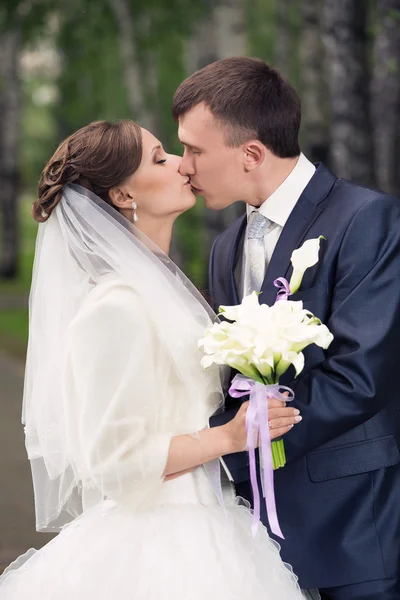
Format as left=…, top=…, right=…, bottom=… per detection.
left=371, top=0, right=400, bottom=196
left=0, top=25, right=21, bottom=279
left=108, top=0, right=158, bottom=133
left=214, top=0, right=247, bottom=58
left=185, top=0, right=246, bottom=262
left=185, top=0, right=219, bottom=74
left=299, top=0, right=330, bottom=164
left=322, top=0, right=373, bottom=185
left=274, top=0, right=294, bottom=79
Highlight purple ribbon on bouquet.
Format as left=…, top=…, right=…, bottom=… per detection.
left=229, top=374, right=294, bottom=539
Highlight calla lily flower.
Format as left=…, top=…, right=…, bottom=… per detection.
left=289, top=236, right=325, bottom=294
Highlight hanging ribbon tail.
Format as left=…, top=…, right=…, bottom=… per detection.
left=273, top=277, right=291, bottom=302
left=229, top=374, right=294, bottom=539
left=246, top=389, right=260, bottom=538
left=256, top=383, right=284, bottom=539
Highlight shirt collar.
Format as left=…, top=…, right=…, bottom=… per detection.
left=246, top=153, right=316, bottom=227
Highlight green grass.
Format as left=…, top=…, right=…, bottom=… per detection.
left=0, top=311, right=29, bottom=339
left=0, top=196, right=37, bottom=361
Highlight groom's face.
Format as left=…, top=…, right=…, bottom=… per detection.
left=178, top=103, right=246, bottom=210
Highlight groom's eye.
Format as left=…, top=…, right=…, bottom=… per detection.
left=182, top=144, right=200, bottom=156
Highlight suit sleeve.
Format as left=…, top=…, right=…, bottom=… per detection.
left=285, top=194, right=400, bottom=462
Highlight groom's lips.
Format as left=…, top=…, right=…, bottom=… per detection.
left=190, top=184, right=203, bottom=194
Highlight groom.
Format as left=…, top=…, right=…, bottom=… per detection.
left=173, top=57, right=400, bottom=599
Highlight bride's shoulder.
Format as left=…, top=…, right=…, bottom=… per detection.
left=67, top=278, right=154, bottom=356
left=72, top=277, right=144, bottom=329
left=89, top=277, right=139, bottom=306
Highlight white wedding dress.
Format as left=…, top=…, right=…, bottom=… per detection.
left=0, top=279, right=303, bottom=599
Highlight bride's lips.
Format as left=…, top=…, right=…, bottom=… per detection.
left=190, top=184, right=203, bottom=194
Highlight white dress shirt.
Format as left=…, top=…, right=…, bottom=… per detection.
left=242, top=153, right=316, bottom=298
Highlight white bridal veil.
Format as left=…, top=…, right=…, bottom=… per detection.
left=22, top=184, right=225, bottom=531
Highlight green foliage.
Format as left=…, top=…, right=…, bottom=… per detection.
left=54, top=0, right=130, bottom=135
left=0, top=0, right=277, bottom=305
left=387, top=56, right=399, bottom=74
left=388, top=8, right=400, bottom=22
left=245, top=0, right=276, bottom=60
left=0, top=0, right=54, bottom=42
left=21, top=74, right=57, bottom=189
left=3, top=0, right=398, bottom=357
left=0, top=196, right=37, bottom=357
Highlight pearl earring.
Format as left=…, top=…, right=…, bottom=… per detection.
left=131, top=201, right=138, bottom=223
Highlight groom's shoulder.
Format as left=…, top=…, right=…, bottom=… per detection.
left=327, top=177, right=400, bottom=243
left=331, top=174, right=399, bottom=211
left=317, top=168, right=400, bottom=229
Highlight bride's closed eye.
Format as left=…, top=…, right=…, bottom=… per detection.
left=156, top=159, right=167, bottom=165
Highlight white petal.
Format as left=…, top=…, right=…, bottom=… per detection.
left=289, top=236, right=324, bottom=294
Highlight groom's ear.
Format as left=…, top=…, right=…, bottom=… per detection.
left=242, top=141, right=266, bottom=171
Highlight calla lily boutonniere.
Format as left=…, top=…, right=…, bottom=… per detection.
left=274, top=236, right=326, bottom=300
left=289, top=235, right=326, bottom=294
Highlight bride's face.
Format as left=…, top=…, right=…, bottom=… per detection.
left=121, top=128, right=195, bottom=220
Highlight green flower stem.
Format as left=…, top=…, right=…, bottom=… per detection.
left=271, top=439, right=286, bottom=469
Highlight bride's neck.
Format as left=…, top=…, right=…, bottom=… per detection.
left=135, top=216, right=173, bottom=255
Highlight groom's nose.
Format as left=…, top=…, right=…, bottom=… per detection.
left=179, top=154, right=195, bottom=176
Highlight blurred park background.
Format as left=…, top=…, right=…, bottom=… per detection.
left=0, top=0, right=399, bottom=572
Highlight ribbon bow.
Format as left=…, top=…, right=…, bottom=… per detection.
left=229, top=374, right=294, bottom=538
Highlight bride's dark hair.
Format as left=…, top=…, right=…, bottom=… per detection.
left=33, top=120, right=143, bottom=223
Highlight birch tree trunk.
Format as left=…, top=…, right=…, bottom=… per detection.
left=186, top=0, right=246, bottom=260
left=214, top=0, right=247, bottom=59
left=299, top=0, right=329, bottom=164
left=186, top=0, right=219, bottom=74
left=274, top=0, right=294, bottom=79
left=0, top=24, right=21, bottom=279
left=322, top=0, right=373, bottom=185
left=371, top=0, right=400, bottom=196
left=108, top=0, right=158, bottom=134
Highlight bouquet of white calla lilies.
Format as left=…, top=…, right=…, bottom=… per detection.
left=199, top=292, right=333, bottom=385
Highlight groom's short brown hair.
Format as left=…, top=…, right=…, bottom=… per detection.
left=172, top=57, right=301, bottom=158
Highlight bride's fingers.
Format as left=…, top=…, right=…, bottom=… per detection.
left=268, top=407, right=300, bottom=421
left=267, top=397, right=286, bottom=408
left=267, top=391, right=290, bottom=409
left=270, top=424, right=295, bottom=440
left=269, top=415, right=302, bottom=431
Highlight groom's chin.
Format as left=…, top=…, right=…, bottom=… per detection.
left=204, top=196, right=232, bottom=211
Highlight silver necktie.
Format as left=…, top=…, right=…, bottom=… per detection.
left=246, top=211, right=270, bottom=296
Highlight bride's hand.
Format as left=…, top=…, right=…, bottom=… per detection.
left=224, top=397, right=301, bottom=454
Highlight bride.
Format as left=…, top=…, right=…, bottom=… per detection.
left=0, top=119, right=303, bottom=599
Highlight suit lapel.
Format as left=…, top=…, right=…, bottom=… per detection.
left=228, top=215, right=247, bottom=305
left=259, top=164, right=337, bottom=306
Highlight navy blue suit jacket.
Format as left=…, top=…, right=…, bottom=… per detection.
left=209, top=164, right=400, bottom=589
